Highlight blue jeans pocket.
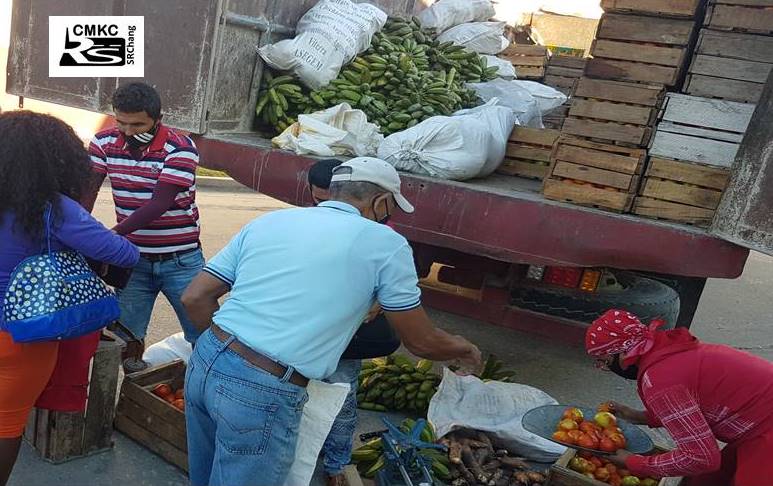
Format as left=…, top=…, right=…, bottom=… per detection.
left=214, top=383, right=279, bottom=455
left=175, top=249, right=204, bottom=269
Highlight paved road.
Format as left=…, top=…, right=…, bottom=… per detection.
left=10, top=186, right=773, bottom=486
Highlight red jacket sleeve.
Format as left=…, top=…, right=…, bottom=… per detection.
left=626, top=384, right=721, bottom=477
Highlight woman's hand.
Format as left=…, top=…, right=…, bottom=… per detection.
left=607, top=401, right=649, bottom=425
left=607, top=449, right=633, bottom=467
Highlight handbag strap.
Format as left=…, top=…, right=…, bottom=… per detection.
left=43, top=203, right=64, bottom=276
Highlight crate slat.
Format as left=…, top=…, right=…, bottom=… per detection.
left=684, top=75, right=764, bottom=102
left=647, top=157, right=730, bottom=190
left=115, top=415, right=189, bottom=471
left=705, top=3, right=773, bottom=34
left=691, top=55, right=772, bottom=84
left=600, top=0, right=702, bottom=17
left=633, top=197, right=716, bottom=226
left=641, top=178, right=724, bottom=209
left=543, top=178, right=635, bottom=212
left=592, top=39, right=686, bottom=67
left=549, top=55, right=587, bottom=70
left=569, top=98, right=656, bottom=126
left=695, top=29, right=773, bottom=63
left=562, top=117, right=650, bottom=146
left=585, top=58, right=680, bottom=86
left=650, top=132, right=740, bottom=168
left=596, top=13, right=696, bottom=46
left=553, top=161, right=638, bottom=190
left=553, top=137, right=647, bottom=174
left=574, top=78, right=664, bottom=107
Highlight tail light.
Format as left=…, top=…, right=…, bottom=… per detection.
left=524, top=266, right=602, bottom=292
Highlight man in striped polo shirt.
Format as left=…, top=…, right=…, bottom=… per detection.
left=87, top=82, right=204, bottom=347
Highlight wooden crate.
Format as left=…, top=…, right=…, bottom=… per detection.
left=544, top=105, right=570, bottom=130
left=115, top=360, right=188, bottom=471
left=601, top=0, right=703, bottom=17
left=637, top=93, right=756, bottom=226
left=585, top=13, right=696, bottom=86
left=684, top=29, right=773, bottom=103
left=543, top=136, right=647, bottom=212
left=24, top=337, right=122, bottom=463
left=499, top=44, right=549, bottom=79
left=705, top=0, right=773, bottom=35
left=548, top=447, right=682, bottom=486
left=649, top=93, right=756, bottom=168
left=498, top=127, right=561, bottom=180
left=544, top=55, right=586, bottom=95
left=562, top=78, right=665, bottom=147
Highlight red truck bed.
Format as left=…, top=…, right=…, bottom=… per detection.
left=195, top=133, right=748, bottom=279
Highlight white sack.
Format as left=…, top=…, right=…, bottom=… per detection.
left=258, top=0, right=387, bottom=90
left=482, top=55, right=517, bottom=79
left=378, top=103, right=514, bottom=180
left=418, top=0, right=496, bottom=34
left=437, top=22, right=509, bottom=55
left=143, top=332, right=192, bottom=366
left=428, top=369, right=566, bottom=463
left=284, top=381, right=349, bottom=486
left=510, top=79, right=568, bottom=114
left=273, top=103, right=383, bottom=157
left=468, top=79, right=543, bottom=127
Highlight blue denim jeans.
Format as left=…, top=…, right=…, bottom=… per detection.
left=116, top=248, right=204, bottom=343
left=185, top=328, right=308, bottom=486
left=322, top=359, right=361, bottom=476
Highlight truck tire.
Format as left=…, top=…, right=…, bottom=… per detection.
left=511, top=272, right=680, bottom=328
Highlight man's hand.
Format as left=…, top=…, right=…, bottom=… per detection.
left=608, top=401, right=649, bottom=425
left=365, top=302, right=382, bottom=322
left=607, top=449, right=633, bottom=468
left=455, top=339, right=482, bottom=373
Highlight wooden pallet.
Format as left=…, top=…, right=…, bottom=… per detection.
left=24, top=337, right=122, bottom=463
left=115, top=360, right=188, bottom=471
left=600, top=0, right=703, bottom=18
left=562, top=78, right=665, bottom=147
left=549, top=447, right=681, bottom=486
left=585, top=13, right=695, bottom=86
left=544, top=55, right=586, bottom=95
left=543, top=136, right=647, bottom=212
left=684, top=29, right=773, bottom=103
left=497, top=127, right=560, bottom=180
left=544, top=105, right=570, bottom=130
left=498, top=44, right=549, bottom=79
left=705, top=0, right=773, bottom=35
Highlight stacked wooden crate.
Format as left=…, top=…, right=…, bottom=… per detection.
left=683, top=1, right=773, bottom=103
left=585, top=10, right=698, bottom=87
left=497, top=127, right=560, bottom=181
left=498, top=44, right=549, bottom=80
left=542, top=0, right=705, bottom=213
left=543, top=136, right=647, bottom=212
left=544, top=55, right=586, bottom=95
left=633, top=93, right=756, bottom=226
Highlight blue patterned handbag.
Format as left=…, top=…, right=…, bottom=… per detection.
left=1, top=206, right=120, bottom=342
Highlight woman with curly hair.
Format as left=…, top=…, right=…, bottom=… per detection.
left=0, top=111, right=139, bottom=485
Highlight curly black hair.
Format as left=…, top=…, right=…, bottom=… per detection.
left=0, top=111, right=93, bottom=239
left=112, top=82, right=162, bottom=119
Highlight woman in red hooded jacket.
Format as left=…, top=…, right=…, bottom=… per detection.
left=586, top=309, right=773, bottom=485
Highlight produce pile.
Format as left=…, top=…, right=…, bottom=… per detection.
left=357, top=354, right=515, bottom=415
left=256, top=16, right=500, bottom=135
left=441, top=428, right=547, bottom=486
left=551, top=404, right=627, bottom=452
left=357, top=354, right=440, bottom=414
left=568, top=451, right=659, bottom=486
left=151, top=383, right=185, bottom=412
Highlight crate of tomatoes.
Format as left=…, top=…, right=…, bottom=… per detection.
left=114, top=359, right=188, bottom=471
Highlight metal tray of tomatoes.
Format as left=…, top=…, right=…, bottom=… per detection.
left=522, top=404, right=654, bottom=455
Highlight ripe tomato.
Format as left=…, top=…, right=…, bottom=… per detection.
left=553, top=430, right=572, bottom=444
left=594, top=467, right=611, bottom=482
left=578, top=433, right=600, bottom=450
left=174, top=389, right=184, bottom=400
left=619, top=469, right=631, bottom=477
left=609, top=475, right=623, bottom=486
left=563, top=407, right=585, bottom=423
left=600, top=437, right=617, bottom=453
left=568, top=430, right=584, bottom=443
left=559, top=418, right=580, bottom=431
left=172, top=398, right=185, bottom=411
left=152, top=383, right=172, bottom=398
left=606, top=463, right=618, bottom=474
left=609, top=433, right=627, bottom=450
left=579, top=451, right=593, bottom=460
left=163, top=394, right=176, bottom=404
left=580, top=421, right=601, bottom=435
left=594, top=412, right=617, bottom=428
left=589, top=456, right=603, bottom=468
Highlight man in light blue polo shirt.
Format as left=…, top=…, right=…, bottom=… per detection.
left=181, top=157, right=481, bottom=486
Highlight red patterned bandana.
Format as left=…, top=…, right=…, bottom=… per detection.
left=586, top=309, right=665, bottom=365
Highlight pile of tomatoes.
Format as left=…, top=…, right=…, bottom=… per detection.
left=151, top=383, right=185, bottom=412
left=551, top=404, right=627, bottom=452
left=569, top=451, right=658, bottom=486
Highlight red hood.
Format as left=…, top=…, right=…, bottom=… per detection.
left=636, top=328, right=700, bottom=377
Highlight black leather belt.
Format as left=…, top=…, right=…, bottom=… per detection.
left=140, top=245, right=199, bottom=262
left=211, top=324, right=309, bottom=388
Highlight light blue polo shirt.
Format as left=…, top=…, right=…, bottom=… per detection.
left=203, top=201, right=421, bottom=380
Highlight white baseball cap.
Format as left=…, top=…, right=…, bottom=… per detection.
left=330, top=157, right=415, bottom=213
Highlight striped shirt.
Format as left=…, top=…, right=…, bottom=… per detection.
left=89, top=124, right=200, bottom=254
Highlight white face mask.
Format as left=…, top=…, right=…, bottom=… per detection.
left=126, top=123, right=158, bottom=148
